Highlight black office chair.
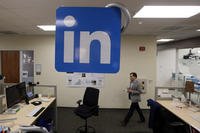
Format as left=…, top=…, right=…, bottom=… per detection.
left=74, top=87, right=99, bottom=133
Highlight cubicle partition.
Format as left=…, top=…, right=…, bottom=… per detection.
left=0, top=84, right=57, bottom=133
left=155, top=86, right=184, bottom=100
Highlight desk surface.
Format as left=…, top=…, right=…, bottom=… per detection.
left=157, top=100, right=200, bottom=131
left=0, top=97, right=55, bottom=132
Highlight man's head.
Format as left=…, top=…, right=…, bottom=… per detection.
left=130, top=72, right=137, bottom=81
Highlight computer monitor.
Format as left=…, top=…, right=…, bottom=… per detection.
left=5, top=82, right=27, bottom=108
left=16, top=82, right=27, bottom=99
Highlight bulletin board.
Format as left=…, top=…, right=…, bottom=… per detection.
left=66, top=73, right=104, bottom=88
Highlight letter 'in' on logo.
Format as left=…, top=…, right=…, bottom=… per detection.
left=55, top=7, right=121, bottom=73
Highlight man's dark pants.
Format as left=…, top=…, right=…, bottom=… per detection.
left=123, top=102, right=145, bottom=124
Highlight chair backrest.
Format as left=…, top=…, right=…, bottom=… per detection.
left=83, top=87, right=99, bottom=107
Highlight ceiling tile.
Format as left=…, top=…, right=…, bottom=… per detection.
left=0, top=0, right=200, bottom=40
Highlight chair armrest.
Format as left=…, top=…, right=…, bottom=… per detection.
left=77, top=100, right=82, bottom=106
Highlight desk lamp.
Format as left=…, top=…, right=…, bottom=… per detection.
left=184, top=81, right=194, bottom=106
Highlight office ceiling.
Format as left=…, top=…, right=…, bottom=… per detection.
left=0, top=0, right=200, bottom=42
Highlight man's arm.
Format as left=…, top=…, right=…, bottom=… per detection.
left=127, top=88, right=141, bottom=94
left=131, top=89, right=141, bottom=94
left=128, top=81, right=142, bottom=94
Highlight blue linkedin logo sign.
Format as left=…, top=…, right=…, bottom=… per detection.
left=55, top=7, right=121, bottom=73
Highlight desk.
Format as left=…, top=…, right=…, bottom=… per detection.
left=157, top=100, right=200, bottom=132
left=0, top=97, right=56, bottom=132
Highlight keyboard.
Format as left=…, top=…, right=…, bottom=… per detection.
left=26, top=107, right=45, bottom=117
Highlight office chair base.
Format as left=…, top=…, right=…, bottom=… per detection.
left=76, top=125, right=95, bottom=133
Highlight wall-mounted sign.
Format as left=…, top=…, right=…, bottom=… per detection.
left=139, top=46, right=146, bottom=52
left=55, top=7, right=121, bottom=73
left=35, top=64, right=42, bottom=75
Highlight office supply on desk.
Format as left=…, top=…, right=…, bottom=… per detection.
left=171, top=98, right=186, bottom=108
left=11, top=104, right=20, bottom=109
left=40, top=97, right=50, bottom=102
left=4, top=104, right=21, bottom=114
left=26, top=107, right=45, bottom=117
left=5, top=108, right=20, bottom=114
left=0, top=118, right=17, bottom=123
left=26, top=91, right=35, bottom=101
left=188, top=106, right=200, bottom=112
left=31, top=101, right=42, bottom=106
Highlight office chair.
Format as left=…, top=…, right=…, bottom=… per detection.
left=74, top=87, right=99, bottom=133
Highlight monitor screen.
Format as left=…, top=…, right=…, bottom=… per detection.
left=16, top=82, right=27, bottom=100
left=6, top=82, right=27, bottom=108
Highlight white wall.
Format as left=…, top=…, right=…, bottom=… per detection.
left=0, top=52, right=1, bottom=74
left=0, top=35, right=156, bottom=108
left=156, top=48, right=176, bottom=86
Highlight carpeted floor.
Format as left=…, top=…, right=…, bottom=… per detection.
left=57, top=107, right=153, bottom=133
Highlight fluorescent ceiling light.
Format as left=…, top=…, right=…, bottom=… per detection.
left=157, top=39, right=174, bottom=42
left=133, top=6, right=200, bottom=18
left=197, top=29, right=200, bottom=31
left=37, top=25, right=55, bottom=31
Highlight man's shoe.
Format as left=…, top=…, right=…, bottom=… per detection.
left=120, top=121, right=127, bottom=127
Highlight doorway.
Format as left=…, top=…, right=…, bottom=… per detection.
left=1, top=51, right=20, bottom=83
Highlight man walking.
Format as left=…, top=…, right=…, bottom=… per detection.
left=121, top=72, right=145, bottom=126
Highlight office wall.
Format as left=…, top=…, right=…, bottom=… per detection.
left=156, top=48, right=176, bottom=86
left=157, top=48, right=200, bottom=87
left=0, top=52, right=1, bottom=74
left=0, top=35, right=156, bottom=108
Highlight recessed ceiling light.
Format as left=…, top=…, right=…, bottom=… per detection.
left=133, top=6, right=200, bottom=18
left=197, top=29, right=200, bottom=31
left=37, top=25, right=55, bottom=31
left=157, top=39, right=174, bottom=42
